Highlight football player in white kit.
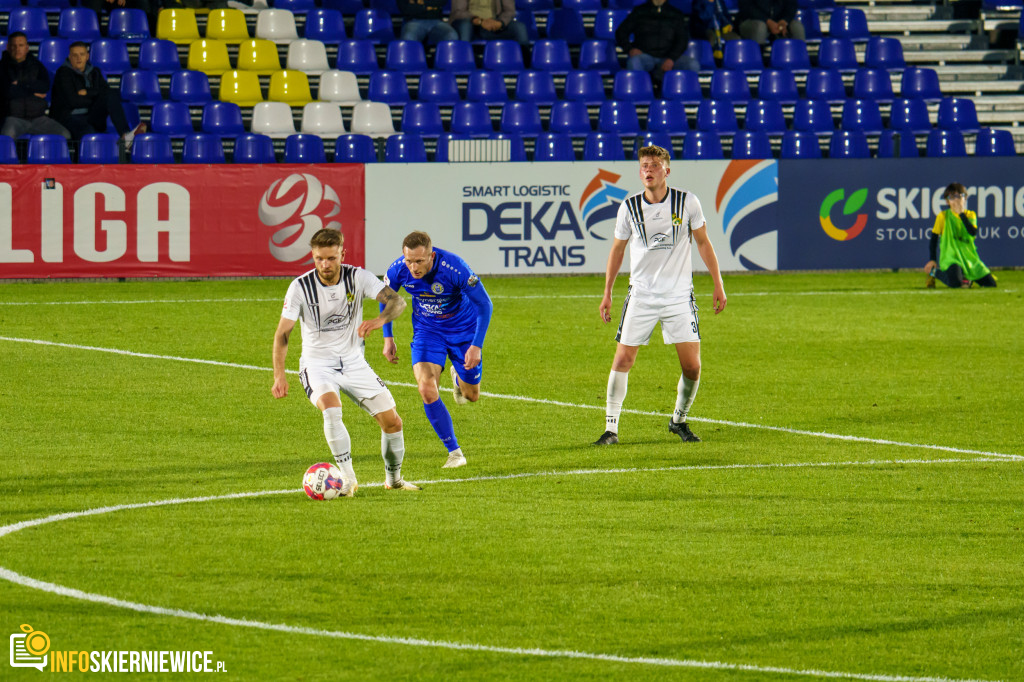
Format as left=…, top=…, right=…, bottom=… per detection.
left=272, top=228, right=420, bottom=496
left=595, top=145, right=728, bottom=445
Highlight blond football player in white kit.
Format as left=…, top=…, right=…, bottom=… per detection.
left=595, top=145, right=728, bottom=445
left=272, top=228, right=420, bottom=495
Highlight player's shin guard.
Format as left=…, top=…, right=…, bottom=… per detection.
left=323, top=407, right=356, bottom=485
left=605, top=370, right=628, bottom=434
left=381, top=430, right=405, bottom=486
left=673, top=375, right=700, bottom=424
left=423, top=399, right=459, bottom=453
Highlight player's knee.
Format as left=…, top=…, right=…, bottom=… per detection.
left=381, top=412, right=402, bottom=432
left=682, top=363, right=701, bottom=381
left=462, top=385, right=480, bottom=402
left=418, top=382, right=439, bottom=402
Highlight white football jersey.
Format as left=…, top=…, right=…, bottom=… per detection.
left=613, top=187, right=706, bottom=300
left=281, top=265, right=385, bottom=366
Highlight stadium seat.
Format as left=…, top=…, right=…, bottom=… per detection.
left=804, top=68, right=847, bottom=103
left=514, top=9, right=540, bottom=42
left=710, top=69, right=751, bottom=103
left=791, top=98, right=835, bottom=133
left=744, top=99, right=786, bottom=134
left=251, top=101, right=297, bottom=137
left=368, top=69, right=411, bottom=104
left=433, top=40, right=476, bottom=74
left=723, top=39, right=764, bottom=73
left=852, top=67, right=894, bottom=103
left=399, top=101, right=443, bottom=136
left=974, top=127, right=1017, bottom=156
left=352, top=9, right=395, bottom=43
left=731, top=130, right=772, bottom=159
left=546, top=8, right=587, bottom=44
left=38, top=39, right=70, bottom=75
left=876, top=129, right=919, bottom=158
left=157, top=9, right=201, bottom=45
left=900, top=67, right=943, bottom=102
left=284, top=133, right=327, bottom=162
left=531, top=40, right=573, bottom=73
left=275, top=0, right=317, bottom=13
left=255, top=10, right=300, bottom=42
left=139, top=39, right=183, bottom=74
left=384, top=133, right=427, bottom=162
left=182, top=133, right=226, bottom=163
left=335, top=40, right=379, bottom=75
left=268, top=70, right=314, bottom=106
left=334, top=133, right=377, bottom=162
left=188, top=39, right=233, bottom=76
left=517, top=0, right=555, bottom=11
left=549, top=100, right=594, bottom=136
left=466, top=71, right=509, bottom=104
left=350, top=101, right=397, bottom=137
left=90, top=39, right=132, bottom=77
left=304, top=9, right=347, bottom=43
left=829, top=129, right=870, bottom=158
left=936, top=97, right=980, bottom=134
left=577, top=40, right=620, bottom=73
left=78, top=133, right=120, bottom=164
left=232, top=132, right=277, bottom=163
left=829, top=7, right=870, bottom=42
left=757, top=69, right=799, bottom=104
left=284, top=39, right=330, bottom=75
left=682, top=130, right=723, bottom=159
left=816, top=38, right=858, bottom=72
left=120, top=70, right=164, bottom=106
left=0, top=135, right=20, bottom=165
left=514, top=71, right=557, bottom=105
left=8, top=8, right=52, bottom=42
left=318, top=70, right=362, bottom=104
left=660, top=70, right=702, bottom=103
left=131, top=133, right=175, bottom=163
left=770, top=38, right=811, bottom=72
left=482, top=40, right=525, bottom=74
left=491, top=132, right=528, bottom=161
left=370, top=0, right=400, bottom=15
left=108, top=9, right=151, bottom=42
left=696, top=99, right=739, bottom=133
left=201, top=101, right=246, bottom=136
left=150, top=101, right=196, bottom=137
left=888, top=98, right=932, bottom=134
left=301, top=102, right=347, bottom=136
left=646, top=100, right=689, bottom=134
left=416, top=70, right=460, bottom=106
left=864, top=36, right=906, bottom=70
left=583, top=131, right=625, bottom=160
left=238, top=38, right=283, bottom=75
left=593, top=9, right=628, bottom=41
left=533, top=132, right=576, bottom=161
left=840, top=98, right=883, bottom=134
left=564, top=70, right=607, bottom=104
left=167, top=70, right=211, bottom=105
left=793, top=8, right=822, bottom=40
left=218, top=70, right=265, bottom=106
left=612, top=70, right=654, bottom=103
left=636, top=132, right=675, bottom=158
left=563, top=0, right=603, bottom=11
left=500, top=101, right=543, bottom=137
left=597, top=100, right=642, bottom=136
left=58, top=8, right=101, bottom=41
left=386, top=40, right=428, bottom=74
left=684, top=39, right=716, bottom=72
left=205, top=9, right=251, bottom=43
left=27, top=135, right=70, bottom=164
left=322, top=0, right=368, bottom=13
left=779, top=130, right=822, bottom=158
left=450, top=101, right=495, bottom=137
left=925, top=128, right=966, bottom=157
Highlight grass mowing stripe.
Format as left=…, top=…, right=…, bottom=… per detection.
left=3, top=335, right=1021, bottom=462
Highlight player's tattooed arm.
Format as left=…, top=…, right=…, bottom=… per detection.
left=358, top=286, right=406, bottom=339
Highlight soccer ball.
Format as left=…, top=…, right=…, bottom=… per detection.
left=302, top=462, right=345, bottom=500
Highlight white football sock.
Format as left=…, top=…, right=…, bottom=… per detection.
left=323, top=407, right=356, bottom=486
left=605, top=370, right=628, bottom=434
left=381, top=430, right=405, bottom=486
left=672, top=375, right=700, bottom=424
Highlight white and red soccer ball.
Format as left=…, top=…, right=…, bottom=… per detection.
left=302, top=462, right=345, bottom=500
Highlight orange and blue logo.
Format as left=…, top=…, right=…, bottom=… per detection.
left=820, top=188, right=868, bottom=241
left=579, top=169, right=628, bottom=240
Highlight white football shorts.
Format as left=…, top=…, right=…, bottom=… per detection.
left=299, top=356, right=396, bottom=415
left=616, top=289, right=700, bottom=346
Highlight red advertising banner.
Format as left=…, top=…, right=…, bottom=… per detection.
left=0, top=165, right=365, bottom=278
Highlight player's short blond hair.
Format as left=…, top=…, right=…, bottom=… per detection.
left=403, top=231, right=432, bottom=251
left=310, top=228, right=343, bottom=249
left=637, top=145, right=671, bottom=166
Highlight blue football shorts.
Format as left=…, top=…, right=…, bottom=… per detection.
left=410, top=327, right=483, bottom=386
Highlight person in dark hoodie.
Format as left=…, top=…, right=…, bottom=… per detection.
left=398, top=0, right=458, bottom=44
left=49, top=41, right=145, bottom=148
left=0, top=32, right=72, bottom=140
left=615, top=0, right=699, bottom=87
left=736, top=0, right=804, bottom=45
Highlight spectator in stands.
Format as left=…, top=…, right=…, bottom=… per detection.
left=450, top=0, right=530, bottom=49
left=1, top=33, right=72, bottom=140
left=82, top=0, right=161, bottom=36
left=691, top=0, right=739, bottom=60
left=924, top=183, right=997, bottom=289
left=399, top=0, right=459, bottom=44
left=615, top=0, right=700, bottom=90
left=50, top=42, right=146, bottom=149
left=735, top=0, right=804, bottom=45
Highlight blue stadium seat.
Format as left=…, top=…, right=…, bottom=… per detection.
left=597, top=100, right=641, bottom=136
left=139, top=39, right=183, bottom=74
left=709, top=69, right=751, bottom=103
left=78, top=133, right=120, bottom=164
left=182, top=133, right=225, bottom=163
left=517, top=0, right=555, bottom=11
left=744, top=99, right=786, bottom=134
left=151, top=101, right=196, bottom=137
left=793, top=8, right=822, bottom=39
left=661, top=69, right=702, bottom=103
left=120, top=70, right=164, bottom=106
left=816, top=37, right=858, bottom=72
left=433, top=40, right=476, bottom=74
left=731, top=130, right=772, bottom=159
left=593, top=9, right=628, bottom=41
left=416, top=70, right=461, bottom=106
left=683, top=39, right=716, bottom=72
left=583, top=131, right=625, bottom=160
left=401, top=101, right=444, bottom=136
left=840, top=98, right=883, bottom=134
left=757, top=69, right=798, bottom=104
left=564, top=69, right=607, bottom=104
left=276, top=0, right=318, bottom=12
left=232, top=133, right=277, bottom=163
left=0, top=135, right=19, bottom=164
left=90, top=39, right=132, bottom=76
left=925, top=128, right=966, bottom=157
left=322, top=0, right=368, bottom=13
left=804, top=68, right=847, bottom=103
left=169, top=70, right=212, bottom=105
left=386, top=40, right=428, bottom=74
left=336, top=39, right=380, bottom=75
left=852, top=67, right=894, bottom=103
left=696, top=99, right=739, bottom=133
left=108, top=8, right=151, bottom=42
left=900, top=67, right=943, bottom=102
left=864, top=36, right=906, bottom=70
left=876, top=130, right=919, bottom=158
left=369, top=0, right=399, bottom=13
left=58, top=8, right=101, bottom=41
left=450, top=101, right=495, bottom=136
left=533, top=132, right=576, bottom=161
left=612, top=70, right=654, bottom=103
left=936, top=97, right=980, bottom=134
left=500, top=101, right=543, bottom=136
left=646, top=99, right=689, bottom=134
left=577, top=40, right=620, bottom=73
left=829, top=7, right=870, bottom=42
left=531, top=40, right=573, bottom=73
left=546, top=8, right=588, bottom=44
left=491, top=132, right=528, bottom=161
left=368, top=70, right=411, bottom=104
left=28, top=135, right=71, bottom=164
left=549, top=100, right=594, bottom=135
left=38, top=38, right=71, bottom=75
left=829, top=129, right=870, bottom=158
left=792, top=98, right=835, bottom=133
left=334, top=133, right=377, bottom=162
left=201, top=101, right=246, bottom=137
left=770, top=38, right=811, bottom=72
left=131, top=133, right=175, bottom=164
left=514, top=70, right=557, bottom=105
left=352, top=9, right=396, bottom=43
left=974, top=127, right=1017, bottom=156
left=8, top=8, right=52, bottom=42
left=779, top=130, right=822, bottom=158
left=305, top=9, right=347, bottom=43
left=466, top=70, right=509, bottom=104
left=515, top=10, right=540, bottom=42
left=723, top=39, right=764, bottom=73
left=482, top=40, right=525, bottom=73
left=635, top=132, right=675, bottom=158
left=385, top=133, right=428, bottom=162
left=888, top=98, right=932, bottom=134
left=682, top=130, right=723, bottom=159
left=284, top=134, right=327, bottom=162
left=563, top=0, right=603, bottom=12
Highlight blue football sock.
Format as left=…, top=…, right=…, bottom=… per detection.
left=423, top=399, right=459, bottom=452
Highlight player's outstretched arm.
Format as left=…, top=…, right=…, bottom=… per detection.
left=693, top=224, right=727, bottom=314
left=272, top=317, right=296, bottom=398
left=600, top=238, right=628, bottom=323
left=359, top=286, right=406, bottom=339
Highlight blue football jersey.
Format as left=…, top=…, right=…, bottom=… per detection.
left=383, top=247, right=482, bottom=338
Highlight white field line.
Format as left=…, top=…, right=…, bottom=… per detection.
left=0, top=460, right=1011, bottom=682
left=2, top=335, right=1021, bottom=462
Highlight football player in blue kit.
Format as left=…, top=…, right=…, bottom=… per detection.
left=381, top=231, right=493, bottom=469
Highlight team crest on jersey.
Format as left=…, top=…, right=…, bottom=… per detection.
left=467, top=275, right=479, bottom=288
left=346, top=291, right=355, bottom=302
left=431, top=283, right=445, bottom=294
left=672, top=213, right=683, bottom=226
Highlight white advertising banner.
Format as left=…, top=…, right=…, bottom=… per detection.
left=364, top=160, right=778, bottom=276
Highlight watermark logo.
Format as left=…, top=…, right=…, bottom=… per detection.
left=10, top=624, right=49, bottom=671
left=578, top=170, right=628, bottom=240
left=258, top=174, right=342, bottom=263
left=819, top=188, right=868, bottom=241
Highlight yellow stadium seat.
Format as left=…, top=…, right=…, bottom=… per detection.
left=187, top=39, right=232, bottom=76
left=236, top=39, right=282, bottom=75
left=156, top=9, right=201, bottom=45
left=205, top=8, right=250, bottom=43
left=268, top=69, right=312, bottom=106
left=218, top=70, right=264, bottom=107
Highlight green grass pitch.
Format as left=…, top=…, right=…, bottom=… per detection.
left=1, top=270, right=1022, bottom=681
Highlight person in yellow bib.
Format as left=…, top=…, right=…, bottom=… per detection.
left=924, top=183, right=997, bottom=289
